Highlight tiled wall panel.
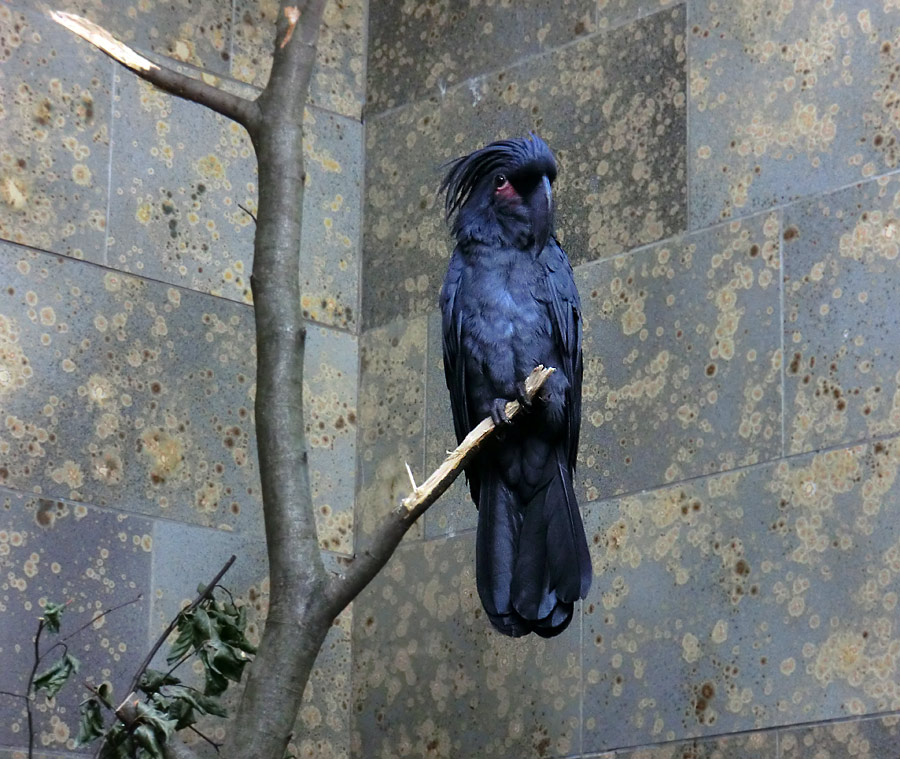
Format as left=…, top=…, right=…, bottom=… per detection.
left=689, top=0, right=900, bottom=228
left=0, top=5, right=112, bottom=262
left=783, top=172, right=900, bottom=456
left=576, top=211, right=783, bottom=502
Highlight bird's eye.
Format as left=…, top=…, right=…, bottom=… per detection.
left=495, top=174, right=507, bottom=188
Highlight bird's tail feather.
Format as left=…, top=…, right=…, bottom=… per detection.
left=476, top=454, right=592, bottom=638
left=475, top=470, right=530, bottom=637
left=544, top=448, right=593, bottom=602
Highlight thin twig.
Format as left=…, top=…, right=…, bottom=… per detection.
left=26, top=618, right=45, bottom=759
left=59, top=594, right=144, bottom=644
left=188, top=725, right=222, bottom=753
left=237, top=203, right=257, bottom=224
left=0, top=689, right=28, bottom=701
left=127, top=555, right=236, bottom=697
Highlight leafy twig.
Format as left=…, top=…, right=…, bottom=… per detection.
left=127, top=555, right=236, bottom=698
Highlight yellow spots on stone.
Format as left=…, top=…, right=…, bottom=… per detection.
left=813, top=630, right=869, bottom=687
left=71, top=163, right=92, bottom=186
left=195, top=480, right=223, bottom=513
left=150, top=315, right=168, bottom=337
left=92, top=448, right=123, bottom=484
left=135, top=202, right=153, bottom=225
left=324, top=217, right=333, bottom=230
left=140, top=534, right=152, bottom=551
left=711, top=619, right=728, bottom=644
left=103, top=272, right=123, bottom=293
left=196, top=154, right=225, bottom=180
left=857, top=8, right=873, bottom=33
left=171, top=38, right=195, bottom=63
left=681, top=632, right=701, bottom=663
left=85, top=373, right=114, bottom=407
left=1, top=174, right=28, bottom=210
left=839, top=208, right=900, bottom=262
left=141, top=427, right=184, bottom=483
left=38, top=306, right=55, bottom=326
left=0, top=313, right=31, bottom=395
left=61, top=357, right=76, bottom=372
left=51, top=459, right=84, bottom=489
left=621, top=298, right=646, bottom=335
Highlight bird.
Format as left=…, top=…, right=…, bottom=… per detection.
left=438, top=134, right=592, bottom=637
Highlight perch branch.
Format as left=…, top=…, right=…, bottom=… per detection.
left=49, top=12, right=260, bottom=133
left=326, top=365, right=556, bottom=612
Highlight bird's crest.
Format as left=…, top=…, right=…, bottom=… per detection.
left=440, top=134, right=557, bottom=221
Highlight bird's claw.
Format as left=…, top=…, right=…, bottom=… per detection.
left=515, top=380, right=532, bottom=411
left=490, top=397, right=512, bottom=426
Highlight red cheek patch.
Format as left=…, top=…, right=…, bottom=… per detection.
left=495, top=180, right=520, bottom=200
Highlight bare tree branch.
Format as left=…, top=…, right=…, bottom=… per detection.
left=48, top=12, right=261, bottom=134
left=325, top=366, right=557, bottom=613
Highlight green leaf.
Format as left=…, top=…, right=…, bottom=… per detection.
left=167, top=685, right=227, bottom=719
left=139, top=668, right=181, bottom=694
left=74, top=698, right=105, bottom=746
left=42, top=601, right=67, bottom=634
left=165, top=614, right=194, bottom=665
left=98, top=723, right=129, bottom=759
left=211, top=642, right=248, bottom=683
left=134, top=701, right=177, bottom=739
left=133, top=724, right=163, bottom=759
left=163, top=695, right=197, bottom=730
left=190, top=607, right=215, bottom=648
left=202, top=661, right=229, bottom=697
left=33, top=653, right=80, bottom=698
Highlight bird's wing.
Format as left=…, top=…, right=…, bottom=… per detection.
left=439, top=249, right=470, bottom=446
left=540, top=238, right=583, bottom=473
left=440, top=249, right=482, bottom=505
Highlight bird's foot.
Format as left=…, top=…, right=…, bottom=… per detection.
left=490, top=397, right=513, bottom=426
left=515, top=380, right=533, bottom=411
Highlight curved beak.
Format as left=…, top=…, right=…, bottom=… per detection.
left=528, top=175, right=553, bottom=254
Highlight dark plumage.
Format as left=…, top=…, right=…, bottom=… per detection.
left=439, top=134, right=592, bottom=637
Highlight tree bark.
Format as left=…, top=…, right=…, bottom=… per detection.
left=222, top=3, right=332, bottom=758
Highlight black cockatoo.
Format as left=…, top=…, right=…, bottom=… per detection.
left=438, top=134, right=592, bottom=637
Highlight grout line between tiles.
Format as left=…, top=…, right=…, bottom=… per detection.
left=102, top=57, right=117, bottom=269
left=778, top=207, right=787, bottom=459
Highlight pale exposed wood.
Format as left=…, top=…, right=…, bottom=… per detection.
left=50, top=12, right=158, bottom=72
left=401, top=365, right=555, bottom=512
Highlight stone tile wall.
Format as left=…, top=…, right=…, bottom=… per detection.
left=354, top=1, right=900, bottom=758
left=0, top=1, right=363, bottom=755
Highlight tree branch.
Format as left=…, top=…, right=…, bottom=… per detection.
left=223, top=3, right=332, bottom=757
left=48, top=12, right=261, bottom=134
left=325, top=365, right=557, bottom=613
